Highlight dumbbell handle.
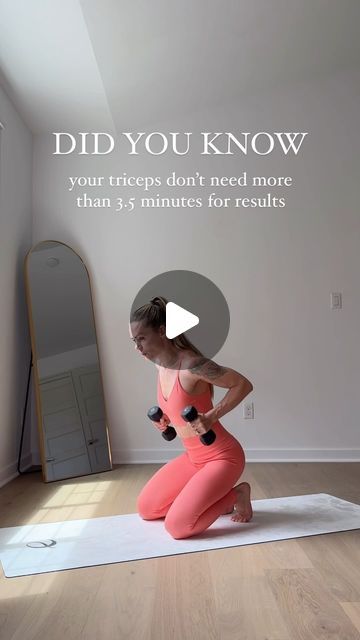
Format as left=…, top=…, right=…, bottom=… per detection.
left=147, top=406, right=177, bottom=441
left=181, top=405, right=216, bottom=446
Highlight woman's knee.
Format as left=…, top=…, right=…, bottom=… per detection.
left=164, top=521, right=188, bottom=540
left=136, top=491, right=155, bottom=519
left=164, top=512, right=192, bottom=540
left=137, top=490, right=168, bottom=520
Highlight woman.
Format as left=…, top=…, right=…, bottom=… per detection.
left=130, top=296, right=254, bottom=540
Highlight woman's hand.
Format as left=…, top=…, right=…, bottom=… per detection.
left=154, top=414, right=170, bottom=432
left=188, top=412, right=213, bottom=435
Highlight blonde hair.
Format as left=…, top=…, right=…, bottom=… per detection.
left=130, top=295, right=214, bottom=398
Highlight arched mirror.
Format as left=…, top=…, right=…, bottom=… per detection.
left=24, top=240, right=112, bottom=483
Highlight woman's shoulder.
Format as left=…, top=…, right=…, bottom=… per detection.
left=180, top=351, right=207, bottom=371
left=179, top=352, right=212, bottom=393
left=154, top=350, right=206, bottom=371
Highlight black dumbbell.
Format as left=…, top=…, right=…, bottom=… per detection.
left=181, top=405, right=216, bottom=446
left=147, top=406, right=177, bottom=441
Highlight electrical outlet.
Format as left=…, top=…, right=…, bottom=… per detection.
left=331, top=292, right=342, bottom=309
left=243, top=402, right=254, bottom=419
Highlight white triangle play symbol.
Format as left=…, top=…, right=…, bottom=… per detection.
left=166, top=302, right=199, bottom=339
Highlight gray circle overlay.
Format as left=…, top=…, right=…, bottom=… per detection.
left=130, top=270, right=230, bottom=369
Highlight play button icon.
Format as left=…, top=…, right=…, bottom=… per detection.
left=166, top=302, right=199, bottom=339
left=130, top=269, right=230, bottom=369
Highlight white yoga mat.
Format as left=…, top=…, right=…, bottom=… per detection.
left=0, top=493, right=359, bottom=578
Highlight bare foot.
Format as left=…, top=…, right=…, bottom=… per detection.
left=230, top=482, right=253, bottom=522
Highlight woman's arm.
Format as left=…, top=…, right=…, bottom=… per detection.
left=189, top=357, right=253, bottom=426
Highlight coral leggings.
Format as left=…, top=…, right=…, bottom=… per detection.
left=137, top=424, right=245, bottom=539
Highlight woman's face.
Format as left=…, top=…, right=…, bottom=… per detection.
left=129, top=321, right=165, bottom=360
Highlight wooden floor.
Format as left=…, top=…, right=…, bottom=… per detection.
left=0, top=462, right=359, bottom=640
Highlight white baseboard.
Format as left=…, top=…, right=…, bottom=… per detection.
left=0, top=453, right=33, bottom=488
left=113, top=448, right=360, bottom=464
left=2, top=449, right=359, bottom=488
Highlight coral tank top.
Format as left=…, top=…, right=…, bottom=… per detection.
left=156, top=359, right=246, bottom=459
left=157, top=365, right=214, bottom=429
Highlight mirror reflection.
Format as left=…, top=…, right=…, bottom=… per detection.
left=24, top=241, right=112, bottom=482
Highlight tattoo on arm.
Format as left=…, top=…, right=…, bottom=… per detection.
left=189, top=358, right=226, bottom=380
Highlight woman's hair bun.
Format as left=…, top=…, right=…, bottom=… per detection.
left=150, top=296, right=167, bottom=307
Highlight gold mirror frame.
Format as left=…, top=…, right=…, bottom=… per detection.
left=24, top=240, right=113, bottom=483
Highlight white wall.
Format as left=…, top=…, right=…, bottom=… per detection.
left=0, top=84, right=33, bottom=486
left=31, top=68, right=360, bottom=463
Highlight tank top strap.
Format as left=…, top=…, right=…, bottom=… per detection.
left=170, top=356, right=182, bottom=396
left=176, top=354, right=184, bottom=382
left=158, top=355, right=184, bottom=404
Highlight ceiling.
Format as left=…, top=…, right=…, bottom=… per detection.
left=0, top=0, right=360, bottom=133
